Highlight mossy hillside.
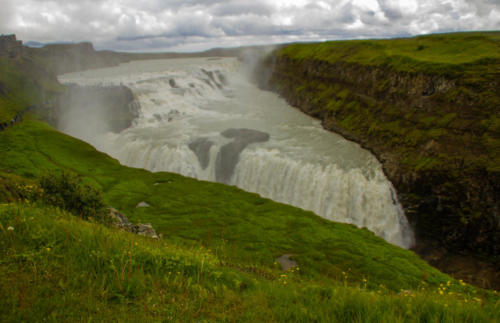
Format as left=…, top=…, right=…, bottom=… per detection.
left=2, top=204, right=498, bottom=322
left=280, top=32, right=500, bottom=76
left=264, top=32, right=500, bottom=269
left=0, top=119, right=452, bottom=291
left=0, top=54, right=63, bottom=122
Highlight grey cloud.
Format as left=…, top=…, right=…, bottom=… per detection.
left=212, top=15, right=279, bottom=36
left=338, top=2, right=356, bottom=24
left=211, top=1, right=272, bottom=17
left=2, top=0, right=499, bottom=52
left=0, top=0, right=14, bottom=32
left=291, top=1, right=357, bottom=31
left=376, top=0, right=403, bottom=20
left=471, top=0, right=500, bottom=16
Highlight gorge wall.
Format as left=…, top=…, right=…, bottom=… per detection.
left=257, top=33, right=500, bottom=287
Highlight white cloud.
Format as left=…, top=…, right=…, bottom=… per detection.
left=1, top=0, right=498, bottom=51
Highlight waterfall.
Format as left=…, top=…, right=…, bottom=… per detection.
left=58, top=57, right=415, bottom=249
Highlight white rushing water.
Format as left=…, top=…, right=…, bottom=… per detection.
left=59, top=57, right=415, bottom=248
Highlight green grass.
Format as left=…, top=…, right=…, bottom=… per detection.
left=280, top=32, right=500, bottom=75
left=0, top=55, right=62, bottom=122
left=1, top=203, right=498, bottom=322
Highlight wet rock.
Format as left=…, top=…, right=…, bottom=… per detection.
left=188, top=137, right=214, bottom=169
left=169, top=79, right=178, bottom=88
left=215, top=71, right=227, bottom=85
left=215, top=128, right=270, bottom=183
left=201, top=68, right=223, bottom=89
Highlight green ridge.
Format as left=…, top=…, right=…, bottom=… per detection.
left=280, top=32, right=500, bottom=75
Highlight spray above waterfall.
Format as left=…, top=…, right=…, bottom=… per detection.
left=58, top=57, right=415, bottom=249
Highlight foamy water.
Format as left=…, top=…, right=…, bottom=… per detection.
left=59, top=57, right=415, bottom=248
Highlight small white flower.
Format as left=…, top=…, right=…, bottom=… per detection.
left=7, top=226, right=14, bottom=231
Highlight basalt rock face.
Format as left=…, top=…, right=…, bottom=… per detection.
left=258, top=51, right=500, bottom=288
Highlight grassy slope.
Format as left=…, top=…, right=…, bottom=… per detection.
left=0, top=54, right=63, bottom=121
left=0, top=42, right=498, bottom=320
left=3, top=204, right=497, bottom=322
left=281, top=32, right=500, bottom=73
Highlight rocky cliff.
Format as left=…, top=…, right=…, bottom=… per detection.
left=258, top=32, right=500, bottom=287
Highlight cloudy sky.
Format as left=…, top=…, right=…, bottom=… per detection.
left=1, top=0, right=499, bottom=52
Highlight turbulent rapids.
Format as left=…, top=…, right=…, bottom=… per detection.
left=59, top=57, right=415, bottom=248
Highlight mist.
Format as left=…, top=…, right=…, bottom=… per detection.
left=57, top=84, right=139, bottom=143
left=238, top=45, right=279, bottom=85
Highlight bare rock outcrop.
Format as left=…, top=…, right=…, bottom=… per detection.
left=108, top=207, right=160, bottom=239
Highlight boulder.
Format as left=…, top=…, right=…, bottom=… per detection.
left=275, top=254, right=297, bottom=271
left=108, top=207, right=132, bottom=230
left=132, top=223, right=159, bottom=239
left=136, top=201, right=150, bottom=208
left=108, top=207, right=160, bottom=239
